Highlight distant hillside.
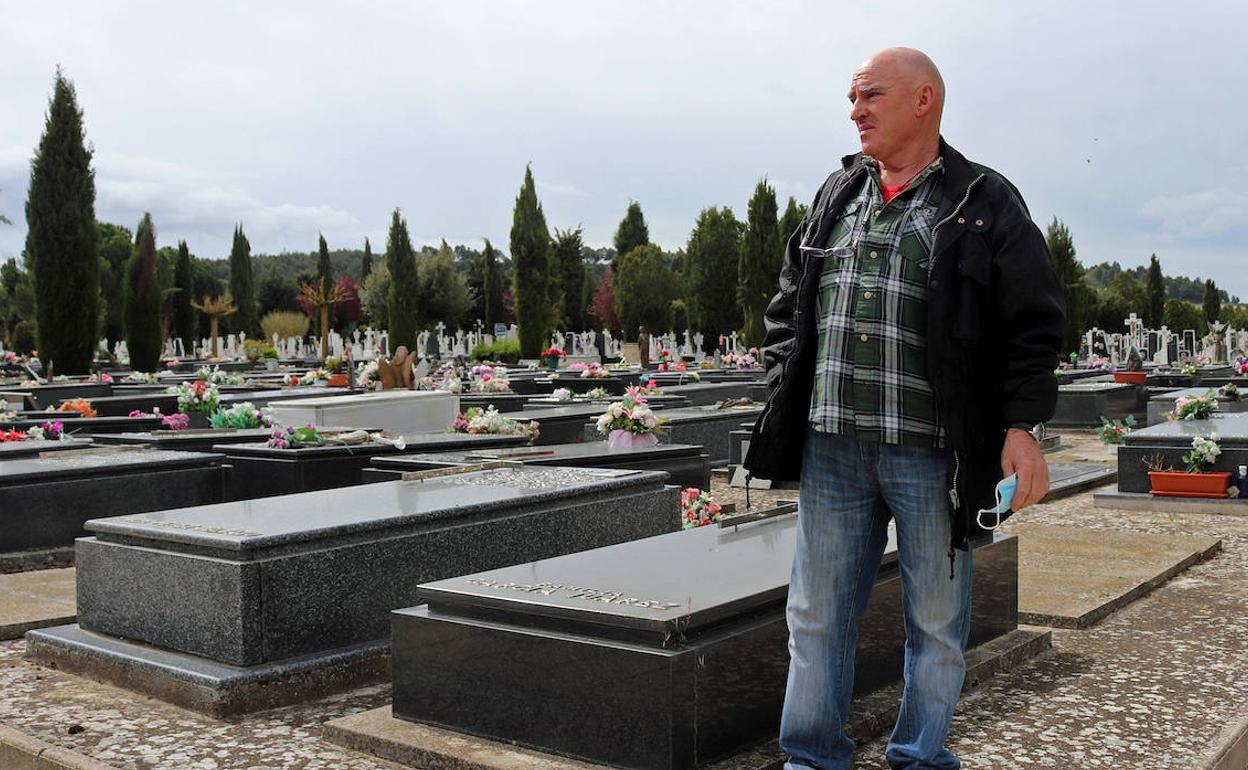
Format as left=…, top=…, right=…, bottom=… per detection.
left=1083, top=261, right=1237, bottom=304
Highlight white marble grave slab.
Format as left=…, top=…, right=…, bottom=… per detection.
left=268, top=390, right=458, bottom=434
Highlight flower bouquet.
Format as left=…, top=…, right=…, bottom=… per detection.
left=1095, top=415, right=1136, bottom=445
left=448, top=406, right=540, bottom=444
left=583, top=386, right=610, bottom=400
left=355, top=360, right=381, bottom=389
left=551, top=387, right=574, bottom=402
left=469, top=365, right=511, bottom=393
left=540, top=347, right=565, bottom=371
left=57, top=399, right=97, bottom=418
left=578, top=363, right=610, bottom=379
left=123, top=371, right=161, bottom=384
left=267, top=424, right=407, bottom=450
left=1219, top=382, right=1240, bottom=401
left=89, top=371, right=114, bottom=383
left=176, top=380, right=220, bottom=414
left=210, top=401, right=274, bottom=430
left=1168, top=391, right=1218, bottom=421
left=196, top=365, right=244, bottom=386
left=1179, top=362, right=1198, bottom=376
left=0, top=420, right=66, bottom=442
left=595, top=392, right=665, bottom=449
left=681, top=487, right=726, bottom=529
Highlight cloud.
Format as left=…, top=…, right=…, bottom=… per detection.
left=1138, top=190, right=1248, bottom=239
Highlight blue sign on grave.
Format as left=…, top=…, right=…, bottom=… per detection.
left=494, top=323, right=508, bottom=337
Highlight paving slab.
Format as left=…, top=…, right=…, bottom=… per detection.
left=1013, top=523, right=1221, bottom=628
left=0, top=568, right=75, bottom=640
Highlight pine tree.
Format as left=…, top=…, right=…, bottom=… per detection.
left=26, top=69, right=98, bottom=374
left=552, top=227, right=586, bottom=330
left=386, top=209, right=420, bottom=350
left=228, top=224, right=257, bottom=336
left=1145, top=254, right=1165, bottom=328
left=361, top=238, right=373, bottom=281
left=317, top=234, right=333, bottom=287
left=612, top=201, right=649, bottom=271
left=737, top=179, right=780, bottom=347
left=1202, top=279, right=1221, bottom=324
left=482, top=239, right=502, bottom=329
left=510, top=165, right=554, bottom=358
left=1045, top=217, right=1091, bottom=355
left=173, top=240, right=195, bottom=354
left=124, top=214, right=163, bottom=371
left=687, top=206, right=744, bottom=346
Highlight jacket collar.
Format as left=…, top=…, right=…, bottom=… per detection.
left=840, top=137, right=977, bottom=202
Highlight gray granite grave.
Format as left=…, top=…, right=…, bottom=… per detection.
left=391, top=513, right=1017, bottom=769
left=0, top=382, right=111, bottom=410
left=455, top=393, right=531, bottom=412
left=27, top=467, right=681, bottom=715
left=0, top=437, right=92, bottom=459
left=0, top=448, right=226, bottom=558
left=1116, top=413, right=1248, bottom=493
left=215, top=431, right=527, bottom=500
left=582, top=404, right=765, bottom=465
left=1146, top=387, right=1248, bottom=425
left=1049, top=381, right=1142, bottom=427
left=365, top=440, right=711, bottom=490
left=0, top=414, right=165, bottom=435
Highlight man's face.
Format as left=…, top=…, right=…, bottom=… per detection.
left=847, top=60, right=918, bottom=160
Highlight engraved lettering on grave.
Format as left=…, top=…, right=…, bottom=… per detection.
left=466, top=578, right=682, bottom=610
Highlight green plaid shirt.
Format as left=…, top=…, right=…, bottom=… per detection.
left=807, top=158, right=946, bottom=447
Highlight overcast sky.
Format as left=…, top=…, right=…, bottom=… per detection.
left=2, top=1, right=1246, bottom=299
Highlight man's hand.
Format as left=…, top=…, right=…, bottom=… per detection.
left=1001, top=428, right=1049, bottom=511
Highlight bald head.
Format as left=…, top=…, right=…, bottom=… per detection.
left=848, top=47, right=945, bottom=169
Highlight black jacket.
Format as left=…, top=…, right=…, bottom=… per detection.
left=743, top=139, right=1065, bottom=550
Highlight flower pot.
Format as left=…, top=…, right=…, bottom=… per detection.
left=607, top=429, right=659, bottom=450
left=1113, top=371, right=1147, bottom=385
left=1147, top=470, right=1232, bottom=498
left=326, top=373, right=349, bottom=388
left=186, top=411, right=212, bottom=429
left=542, top=357, right=560, bottom=371
left=1103, top=443, right=1120, bottom=458
left=265, top=359, right=278, bottom=372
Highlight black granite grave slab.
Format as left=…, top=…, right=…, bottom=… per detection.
left=365, top=441, right=712, bottom=490
left=0, top=437, right=92, bottom=458
left=216, top=431, right=527, bottom=500
left=0, top=382, right=112, bottom=410
left=0, top=415, right=165, bottom=435
left=1147, top=372, right=1195, bottom=388
left=0, top=448, right=226, bottom=556
left=455, top=393, right=530, bottom=412
left=28, top=467, right=682, bottom=714
left=392, top=515, right=1017, bottom=770
left=1055, top=369, right=1115, bottom=385
left=94, top=428, right=279, bottom=453
left=582, top=404, right=765, bottom=465
left=661, top=381, right=757, bottom=406
left=507, top=375, right=627, bottom=396
left=1146, top=387, right=1248, bottom=426
left=63, top=392, right=178, bottom=417
left=1116, top=413, right=1248, bottom=493
left=1049, top=381, right=1142, bottom=427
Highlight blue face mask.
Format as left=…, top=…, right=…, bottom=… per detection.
left=977, top=474, right=1018, bottom=530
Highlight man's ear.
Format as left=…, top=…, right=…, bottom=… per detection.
left=915, top=84, right=936, bottom=117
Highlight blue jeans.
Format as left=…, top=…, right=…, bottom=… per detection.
left=781, top=431, right=973, bottom=770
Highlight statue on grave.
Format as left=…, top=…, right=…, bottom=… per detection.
left=1125, top=347, right=1143, bottom=372
left=637, top=326, right=651, bottom=368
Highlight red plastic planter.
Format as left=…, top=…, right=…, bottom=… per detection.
left=1147, top=470, right=1232, bottom=498
left=326, top=373, right=349, bottom=388
left=1113, top=371, right=1147, bottom=385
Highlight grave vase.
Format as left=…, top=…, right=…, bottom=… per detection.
left=1147, top=470, right=1232, bottom=498
left=608, top=429, right=659, bottom=449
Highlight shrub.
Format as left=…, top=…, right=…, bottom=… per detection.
left=471, top=337, right=521, bottom=364
left=260, top=310, right=309, bottom=341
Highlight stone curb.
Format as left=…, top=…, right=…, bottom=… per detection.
left=0, top=723, right=116, bottom=770
left=1202, top=709, right=1248, bottom=770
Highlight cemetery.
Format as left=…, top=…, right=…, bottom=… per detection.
left=3, top=23, right=1248, bottom=770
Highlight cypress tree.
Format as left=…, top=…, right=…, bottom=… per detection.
left=317, top=234, right=333, bottom=287
left=1045, top=217, right=1091, bottom=355
left=552, top=227, right=586, bottom=330
left=123, top=214, right=164, bottom=371
left=510, top=165, right=554, bottom=358
left=228, top=224, right=257, bottom=336
left=482, top=238, right=502, bottom=329
left=1202, top=279, right=1221, bottom=325
left=1145, top=254, right=1165, bottom=328
left=386, top=209, right=420, bottom=350
left=361, top=238, right=373, bottom=281
left=26, top=69, right=98, bottom=374
left=737, top=179, right=780, bottom=348
left=173, top=240, right=195, bottom=354
left=687, top=206, right=744, bottom=345
left=615, top=244, right=677, bottom=337
left=777, top=196, right=807, bottom=255
left=612, top=201, right=649, bottom=271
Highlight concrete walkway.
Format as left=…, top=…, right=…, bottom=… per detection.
left=0, top=568, right=75, bottom=640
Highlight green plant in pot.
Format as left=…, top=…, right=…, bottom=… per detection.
left=1146, top=433, right=1233, bottom=498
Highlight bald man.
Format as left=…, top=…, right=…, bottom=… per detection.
left=744, top=49, right=1064, bottom=769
